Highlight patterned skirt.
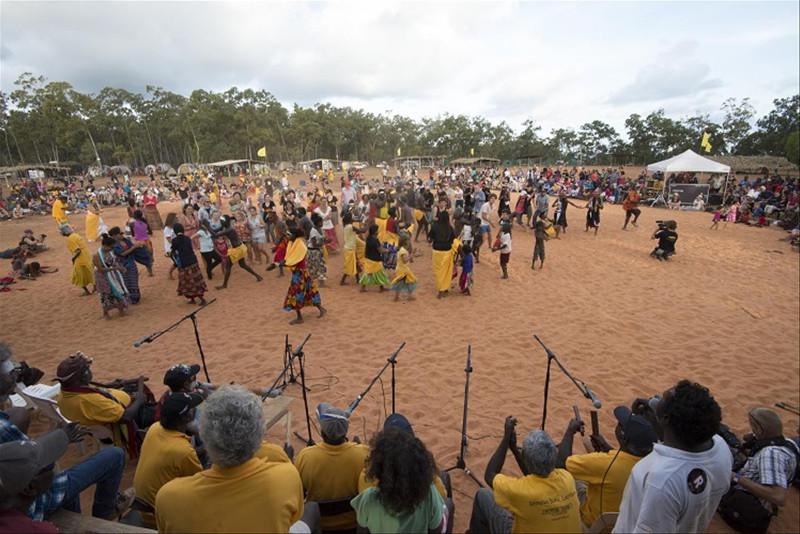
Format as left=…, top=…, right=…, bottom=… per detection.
left=144, top=205, right=163, bottom=231
left=283, top=266, right=321, bottom=311
left=122, top=262, right=140, bottom=304
left=177, top=263, right=207, bottom=299
left=307, top=249, right=327, bottom=280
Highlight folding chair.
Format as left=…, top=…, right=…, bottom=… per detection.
left=317, top=495, right=357, bottom=534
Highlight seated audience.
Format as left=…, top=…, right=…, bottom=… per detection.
left=1, top=362, right=131, bottom=521
left=155, top=386, right=316, bottom=533
left=556, top=406, right=657, bottom=528
left=133, top=391, right=204, bottom=527
left=719, top=407, right=799, bottom=533
left=468, top=417, right=582, bottom=533
left=55, top=352, right=152, bottom=455
left=613, top=380, right=733, bottom=533
left=351, top=426, right=446, bottom=533
left=295, top=403, right=369, bottom=531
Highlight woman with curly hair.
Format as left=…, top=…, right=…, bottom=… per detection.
left=351, top=426, right=445, bottom=533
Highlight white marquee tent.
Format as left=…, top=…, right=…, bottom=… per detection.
left=646, top=149, right=730, bottom=174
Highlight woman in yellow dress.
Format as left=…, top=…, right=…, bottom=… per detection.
left=60, top=224, right=94, bottom=295
left=390, top=235, right=417, bottom=302
left=429, top=211, right=457, bottom=298
left=84, top=200, right=107, bottom=242
left=339, top=212, right=364, bottom=285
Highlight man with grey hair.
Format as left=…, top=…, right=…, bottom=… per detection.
left=155, top=386, right=318, bottom=533
left=467, top=416, right=581, bottom=533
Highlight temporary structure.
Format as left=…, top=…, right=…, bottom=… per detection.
left=646, top=149, right=731, bottom=206
left=449, top=157, right=500, bottom=167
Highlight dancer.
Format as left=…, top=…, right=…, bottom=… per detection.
left=532, top=214, right=549, bottom=270
left=130, top=210, right=155, bottom=275
left=458, top=242, right=474, bottom=296
left=194, top=223, right=221, bottom=279
left=551, top=191, right=581, bottom=239
left=492, top=222, right=512, bottom=279
left=142, top=188, right=163, bottom=231
left=724, top=201, right=739, bottom=227
left=52, top=193, right=69, bottom=226
left=340, top=212, right=362, bottom=285
left=308, top=213, right=327, bottom=286
left=360, top=224, right=390, bottom=292
left=247, top=205, right=270, bottom=264
left=170, top=223, right=208, bottom=305
left=585, top=190, right=603, bottom=235
left=177, top=203, right=200, bottom=245
left=214, top=215, right=263, bottom=290
left=429, top=211, right=456, bottom=298
left=163, top=213, right=178, bottom=279
left=85, top=201, right=107, bottom=242
left=268, top=221, right=289, bottom=276
left=710, top=207, right=723, bottom=230
left=93, top=235, right=129, bottom=319
left=283, top=227, right=326, bottom=325
left=314, top=196, right=339, bottom=253
left=622, top=186, right=642, bottom=230
left=391, top=235, right=417, bottom=302
left=60, top=224, right=94, bottom=296
left=109, top=226, right=143, bottom=304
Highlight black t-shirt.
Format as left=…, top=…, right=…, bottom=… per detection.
left=171, top=234, right=198, bottom=267
left=365, top=235, right=383, bottom=261
left=656, top=229, right=678, bottom=252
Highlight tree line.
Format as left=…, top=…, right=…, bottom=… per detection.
left=1, top=73, right=797, bottom=169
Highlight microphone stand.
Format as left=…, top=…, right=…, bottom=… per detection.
left=444, top=345, right=483, bottom=487
left=534, top=334, right=600, bottom=431
left=133, top=298, right=216, bottom=382
left=346, top=342, right=405, bottom=416
left=293, top=334, right=315, bottom=446
left=262, top=333, right=311, bottom=401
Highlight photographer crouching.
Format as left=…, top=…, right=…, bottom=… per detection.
left=650, top=220, right=678, bottom=261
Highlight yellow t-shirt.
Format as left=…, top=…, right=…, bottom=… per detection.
left=566, top=450, right=641, bottom=526
left=52, top=198, right=67, bottom=223
left=155, top=458, right=303, bottom=533
left=254, top=441, right=291, bottom=463
left=295, top=442, right=369, bottom=530
left=134, top=423, right=203, bottom=507
left=358, top=469, right=447, bottom=500
left=58, top=388, right=130, bottom=426
left=493, top=469, right=582, bottom=534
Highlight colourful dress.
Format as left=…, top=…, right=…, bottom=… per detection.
left=307, top=227, right=327, bottom=281
left=283, top=240, right=321, bottom=311
left=360, top=236, right=390, bottom=287
left=391, top=247, right=417, bottom=293
left=142, top=194, right=163, bottom=231
left=113, top=238, right=141, bottom=304
left=459, top=253, right=474, bottom=293
left=95, top=248, right=129, bottom=312
left=67, top=233, right=94, bottom=288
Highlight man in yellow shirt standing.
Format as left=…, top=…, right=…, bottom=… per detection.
left=133, top=391, right=204, bottom=527
left=468, top=417, right=582, bottom=534
left=556, top=406, right=657, bottom=528
left=295, top=403, right=369, bottom=531
left=155, top=386, right=317, bottom=533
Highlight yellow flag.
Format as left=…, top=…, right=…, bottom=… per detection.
left=396, top=147, right=401, bottom=157
left=470, top=147, right=475, bottom=156
left=700, top=133, right=712, bottom=153
left=257, top=146, right=267, bottom=158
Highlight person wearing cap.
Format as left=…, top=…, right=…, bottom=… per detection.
left=55, top=352, right=149, bottom=454
left=60, top=224, right=94, bottom=296
left=155, top=386, right=313, bottom=533
left=133, top=391, right=204, bottom=527
left=719, top=407, right=799, bottom=532
left=468, top=417, right=581, bottom=534
left=613, top=380, right=733, bottom=533
left=294, top=403, right=369, bottom=531
left=555, top=406, right=657, bottom=528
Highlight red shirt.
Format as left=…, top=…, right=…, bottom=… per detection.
left=0, top=509, right=59, bottom=533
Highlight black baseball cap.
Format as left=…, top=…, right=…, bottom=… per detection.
left=614, top=406, right=658, bottom=454
left=163, top=364, right=201, bottom=390
left=161, top=391, right=204, bottom=420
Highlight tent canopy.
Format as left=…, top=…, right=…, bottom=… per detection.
left=646, top=149, right=730, bottom=174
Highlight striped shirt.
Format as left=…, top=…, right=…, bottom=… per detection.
left=738, top=443, right=798, bottom=512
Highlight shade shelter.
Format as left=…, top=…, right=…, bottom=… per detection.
left=646, top=149, right=731, bottom=207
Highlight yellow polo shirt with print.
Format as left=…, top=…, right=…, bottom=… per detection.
left=566, top=449, right=641, bottom=526
left=58, top=388, right=130, bottom=425
left=155, top=458, right=303, bottom=533
left=133, top=422, right=202, bottom=526
left=295, top=441, right=369, bottom=530
left=493, top=468, right=582, bottom=534
left=255, top=441, right=291, bottom=463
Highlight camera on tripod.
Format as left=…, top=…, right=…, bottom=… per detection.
left=655, top=219, right=677, bottom=230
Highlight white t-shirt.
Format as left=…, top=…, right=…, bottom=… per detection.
left=196, top=228, right=214, bottom=253
left=460, top=224, right=473, bottom=242
left=314, top=206, right=334, bottom=230
left=163, top=226, right=175, bottom=254
left=479, top=202, right=492, bottom=226
left=613, top=435, right=733, bottom=534
left=499, top=232, right=511, bottom=253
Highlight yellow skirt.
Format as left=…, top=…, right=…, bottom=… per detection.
left=363, top=258, right=384, bottom=275
left=414, top=209, right=425, bottom=222
left=85, top=212, right=100, bottom=242
left=375, top=218, right=388, bottom=243
left=391, top=268, right=417, bottom=285
left=355, top=238, right=366, bottom=261
left=71, top=264, right=95, bottom=288
left=228, top=244, right=247, bottom=263
left=432, top=249, right=454, bottom=292
left=343, top=249, right=357, bottom=276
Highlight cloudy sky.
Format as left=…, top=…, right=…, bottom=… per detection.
left=1, top=1, right=798, bottom=135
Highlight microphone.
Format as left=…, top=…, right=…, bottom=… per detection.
left=292, top=333, right=312, bottom=358
left=133, top=334, right=154, bottom=348
left=583, top=384, right=602, bottom=409
left=261, top=387, right=283, bottom=399
left=345, top=396, right=361, bottom=417
left=387, top=341, right=406, bottom=363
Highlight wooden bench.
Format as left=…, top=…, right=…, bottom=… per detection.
left=262, top=395, right=293, bottom=444
left=49, top=509, right=155, bottom=534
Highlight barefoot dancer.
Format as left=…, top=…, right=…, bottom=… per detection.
left=93, top=235, right=129, bottom=319
left=585, top=190, right=603, bottom=235
left=340, top=212, right=363, bottom=285
left=60, top=224, right=94, bottom=296
left=359, top=224, right=390, bottom=293
left=170, top=223, right=208, bottom=305
left=551, top=191, right=580, bottom=239
left=390, top=234, right=417, bottom=302
left=283, top=227, right=326, bottom=325
left=213, top=215, right=263, bottom=290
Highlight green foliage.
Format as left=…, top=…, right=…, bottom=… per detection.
left=786, top=130, right=800, bottom=166
left=0, top=73, right=796, bottom=169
